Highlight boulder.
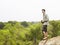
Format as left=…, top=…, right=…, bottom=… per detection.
left=39, top=36, right=60, bottom=45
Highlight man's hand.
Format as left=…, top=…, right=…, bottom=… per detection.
left=41, top=20, right=44, bottom=24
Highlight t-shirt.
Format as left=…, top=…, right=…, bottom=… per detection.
left=42, top=14, right=49, bottom=25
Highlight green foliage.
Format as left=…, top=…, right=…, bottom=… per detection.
left=0, top=22, right=5, bottom=29
left=50, top=21, right=60, bottom=37
left=21, top=21, right=29, bottom=27
left=0, top=20, right=60, bottom=45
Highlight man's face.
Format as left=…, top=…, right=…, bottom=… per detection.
left=42, top=10, right=45, bottom=13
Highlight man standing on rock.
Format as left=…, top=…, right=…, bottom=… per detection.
left=41, top=9, right=49, bottom=40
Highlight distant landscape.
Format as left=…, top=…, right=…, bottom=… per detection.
left=0, top=20, right=60, bottom=45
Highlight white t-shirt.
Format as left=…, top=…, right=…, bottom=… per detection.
left=43, top=14, right=49, bottom=25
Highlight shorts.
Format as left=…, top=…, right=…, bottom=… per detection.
left=42, top=25, right=47, bottom=32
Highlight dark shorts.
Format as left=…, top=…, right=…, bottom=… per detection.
left=42, top=25, right=47, bottom=32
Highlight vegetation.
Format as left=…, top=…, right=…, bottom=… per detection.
left=0, top=20, right=60, bottom=45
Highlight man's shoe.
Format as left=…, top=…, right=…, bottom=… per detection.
left=43, top=37, right=48, bottom=40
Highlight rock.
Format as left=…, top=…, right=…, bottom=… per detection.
left=39, top=36, right=60, bottom=45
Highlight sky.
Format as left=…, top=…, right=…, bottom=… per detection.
left=0, top=0, right=60, bottom=22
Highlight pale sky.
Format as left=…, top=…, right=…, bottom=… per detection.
left=0, top=0, right=60, bottom=22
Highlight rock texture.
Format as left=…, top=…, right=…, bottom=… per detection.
left=39, top=36, right=60, bottom=45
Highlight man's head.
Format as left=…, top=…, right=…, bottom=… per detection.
left=42, top=9, right=45, bottom=14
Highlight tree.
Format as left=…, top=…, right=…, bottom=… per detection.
left=0, top=22, right=5, bottom=29
left=21, top=21, right=29, bottom=27
left=50, top=21, right=60, bottom=37
left=29, top=23, right=42, bottom=45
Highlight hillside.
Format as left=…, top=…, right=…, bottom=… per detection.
left=39, top=36, right=60, bottom=45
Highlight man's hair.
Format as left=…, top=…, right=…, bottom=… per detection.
left=42, top=9, right=45, bottom=12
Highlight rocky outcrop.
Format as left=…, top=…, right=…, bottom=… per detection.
left=39, top=36, right=60, bottom=45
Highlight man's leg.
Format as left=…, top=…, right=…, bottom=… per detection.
left=43, top=32, right=48, bottom=38
left=42, top=25, right=48, bottom=39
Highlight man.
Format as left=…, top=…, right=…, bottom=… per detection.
left=41, top=9, right=49, bottom=40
